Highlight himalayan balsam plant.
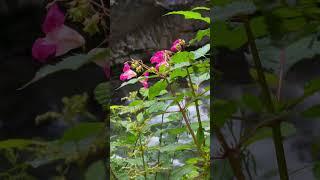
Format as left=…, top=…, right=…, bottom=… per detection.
left=212, top=0, right=320, bottom=179
left=110, top=8, right=211, bottom=179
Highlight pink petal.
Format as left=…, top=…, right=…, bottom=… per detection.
left=123, top=62, right=131, bottom=72
left=155, top=60, right=169, bottom=70
left=120, top=69, right=137, bottom=81
left=150, top=51, right=165, bottom=64
left=42, top=3, right=65, bottom=33
left=32, top=38, right=57, bottom=62
left=141, top=80, right=148, bottom=89
left=46, top=25, right=85, bottom=56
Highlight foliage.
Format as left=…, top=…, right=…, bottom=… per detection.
left=211, top=0, right=320, bottom=179
left=110, top=8, right=211, bottom=179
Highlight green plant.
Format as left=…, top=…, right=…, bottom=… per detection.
left=110, top=8, right=211, bottom=179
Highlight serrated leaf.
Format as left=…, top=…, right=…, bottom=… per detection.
left=94, top=82, right=112, bottom=106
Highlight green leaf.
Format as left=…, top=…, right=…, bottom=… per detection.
left=160, top=144, right=194, bottom=152
left=250, top=16, right=269, bottom=38
left=165, top=11, right=210, bottom=23
left=302, top=104, right=320, bottom=118
left=244, top=122, right=296, bottom=146
left=189, top=28, right=210, bottom=44
left=212, top=21, right=247, bottom=50
left=19, top=54, right=90, bottom=90
left=305, top=77, right=320, bottom=96
left=85, top=161, right=106, bottom=180
left=241, top=93, right=264, bottom=113
left=94, top=82, right=112, bottom=106
left=116, top=77, right=142, bottom=90
left=0, top=139, right=43, bottom=149
left=170, top=51, right=194, bottom=64
left=196, top=127, right=205, bottom=146
left=190, top=72, right=210, bottom=86
left=148, top=80, right=168, bottom=99
left=191, top=7, right=210, bottom=11
left=212, top=1, right=256, bottom=20
left=192, top=44, right=210, bottom=59
left=249, top=68, right=278, bottom=88
left=170, top=69, right=187, bottom=79
left=213, top=99, right=238, bottom=127
left=60, top=122, right=104, bottom=143
left=171, top=165, right=199, bottom=179
left=146, top=102, right=168, bottom=113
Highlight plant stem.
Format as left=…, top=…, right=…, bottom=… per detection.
left=155, top=113, right=165, bottom=180
left=186, top=68, right=204, bottom=146
left=139, top=135, right=147, bottom=179
left=165, top=79, right=201, bottom=153
left=243, top=16, right=289, bottom=180
left=214, top=126, right=246, bottom=180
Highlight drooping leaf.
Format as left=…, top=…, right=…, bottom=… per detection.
left=244, top=122, right=296, bottom=147
left=19, top=54, right=90, bottom=89
left=60, top=122, right=104, bottom=143
left=0, top=139, right=44, bottom=149
left=116, top=77, right=142, bottom=90
left=165, top=11, right=210, bottom=23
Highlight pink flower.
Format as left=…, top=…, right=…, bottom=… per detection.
left=32, top=3, right=85, bottom=63
left=150, top=51, right=166, bottom=64
left=155, top=60, right=169, bottom=70
left=150, top=50, right=171, bottom=70
left=32, top=38, right=57, bottom=62
left=120, top=62, right=137, bottom=81
left=140, top=72, right=149, bottom=89
left=170, top=39, right=185, bottom=52
left=42, top=3, right=65, bottom=33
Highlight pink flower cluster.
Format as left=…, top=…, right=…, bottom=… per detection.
left=119, top=39, right=186, bottom=89
left=32, top=3, right=85, bottom=62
